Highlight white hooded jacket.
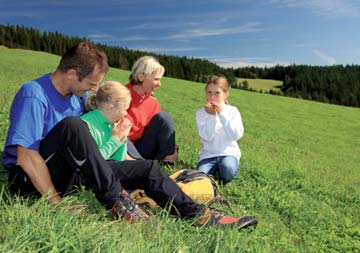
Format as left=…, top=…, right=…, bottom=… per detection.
left=196, top=103, right=244, bottom=162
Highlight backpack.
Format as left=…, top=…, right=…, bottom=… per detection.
left=130, top=169, right=230, bottom=209
left=169, top=169, right=229, bottom=207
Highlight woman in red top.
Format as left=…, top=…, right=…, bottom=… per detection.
left=126, top=56, right=178, bottom=164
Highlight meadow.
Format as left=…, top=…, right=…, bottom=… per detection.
left=237, top=77, right=282, bottom=92
left=0, top=46, right=359, bottom=252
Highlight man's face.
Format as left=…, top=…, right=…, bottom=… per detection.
left=71, top=66, right=105, bottom=96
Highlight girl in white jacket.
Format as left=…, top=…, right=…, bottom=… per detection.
left=196, top=76, right=244, bottom=184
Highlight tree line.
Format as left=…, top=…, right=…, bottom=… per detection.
left=1, top=23, right=360, bottom=108
left=235, top=65, right=360, bottom=107
left=0, top=24, right=236, bottom=84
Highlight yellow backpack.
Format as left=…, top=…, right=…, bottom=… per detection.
left=169, top=169, right=223, bottom=205
left=130, top=169, right=229, bottom=208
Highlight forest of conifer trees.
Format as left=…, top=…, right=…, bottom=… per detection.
left=0, top=24, right=236, bottom=84
left=1, top=23, right=360, bottom=108
left=235, top=65, right=360, bottom=107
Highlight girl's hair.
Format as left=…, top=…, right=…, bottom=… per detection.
left=85, top=81, right=131, bottom=111
left=129, top=56, right=165, bottom=85
left=206, top=75, right=230, bottom=104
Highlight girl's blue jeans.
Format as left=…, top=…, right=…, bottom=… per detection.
left=196, top=156, right=239, bottom=184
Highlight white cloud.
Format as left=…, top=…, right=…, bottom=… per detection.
left=0, top=10, right=39, bottom=18
left=121, top=36, right=153, bottom=41
left=88, top=33, right=164, bottom=43
left=312, top=49, right=336, bottom=64
left=270, top=0, right=360, bottom=17
left=128, top=22, right=198, bottom=30
left=88, top=32, right=116, bottom=41
left=170, top=22, right=263, bottom=40
left=213, top=57, right=290, bottom=68
left=131, top=46, right=203, bottom=53
left=293, top=43, right=318, bottom=48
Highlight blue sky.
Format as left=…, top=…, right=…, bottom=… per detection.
left=1, top=0, right=360, bottom=68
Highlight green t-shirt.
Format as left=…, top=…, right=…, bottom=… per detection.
left=80, top=109, right=126, bottom=161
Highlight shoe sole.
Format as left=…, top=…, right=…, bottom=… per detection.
left=238, top=218, right=258, bottom=230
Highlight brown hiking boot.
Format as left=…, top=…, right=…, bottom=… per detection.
left=111, top=189, right=150, bottom=222
left=195, top=208, right=257, bottom=230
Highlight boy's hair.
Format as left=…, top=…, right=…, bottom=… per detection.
left=206, top=75, right=230, bottom=104
left=129, top=56, right=165, bottom=85
left=58, top=41, right=109, bottom=81
left=85, top=81, right=131, bottom=111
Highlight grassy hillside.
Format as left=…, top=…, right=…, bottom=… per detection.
left=237, top=77, right=282, bottom=92
left=0, top=46, right=359, bottom=252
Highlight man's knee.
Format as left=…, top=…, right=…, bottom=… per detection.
left=58, top=116, right=92, bottom=140
left=60, top=116, right=87, bottom=131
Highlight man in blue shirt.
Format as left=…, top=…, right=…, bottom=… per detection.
left=3, top=42, right=110, bottom=205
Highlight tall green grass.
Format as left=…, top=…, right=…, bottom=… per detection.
left=0, top=46, right=359, bottom=252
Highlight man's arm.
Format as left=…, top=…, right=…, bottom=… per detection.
left=17, top=146, right=61, bottom=204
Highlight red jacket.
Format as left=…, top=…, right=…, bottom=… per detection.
left=126, top=83, right=161, bottom=142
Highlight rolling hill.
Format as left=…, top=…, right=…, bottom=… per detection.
left=0, top=46, right=359, bottom=252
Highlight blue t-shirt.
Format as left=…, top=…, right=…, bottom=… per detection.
left=3, top=73, right=87, bottom=168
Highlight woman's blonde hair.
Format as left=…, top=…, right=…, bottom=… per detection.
left=129, top=56, right=165, bottom=85
left=85, top=81, right=131, bottom=111
left=206, top=76, right=230, bottom=104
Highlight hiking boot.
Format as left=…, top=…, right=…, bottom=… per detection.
left=111, top=189, right=150, bottom=222
left=195, top=208, right=257, bottom=230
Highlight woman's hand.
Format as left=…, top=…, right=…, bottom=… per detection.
left=112, top=118, right=132, bottom=142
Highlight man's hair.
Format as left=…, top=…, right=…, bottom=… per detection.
left=129, top=56, right=165, bottom=85
left=58, top=41, right=109, bottom=81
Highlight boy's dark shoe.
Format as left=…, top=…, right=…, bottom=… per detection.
left=111, top=189, right=150, bottom=222
left=196, top=208, right=257, bottom=230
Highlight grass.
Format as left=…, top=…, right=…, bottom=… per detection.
left=237, top=77, right=282, bottom=92
left=0, top=46, right=360, bottom=252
